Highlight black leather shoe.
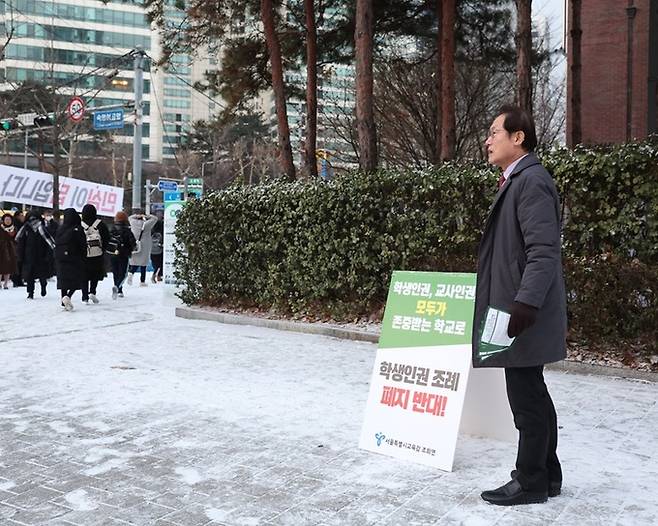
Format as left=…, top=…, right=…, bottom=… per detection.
left=511, top=470, right=561, bottom=497
left=481, top=479, right=548, bottom=506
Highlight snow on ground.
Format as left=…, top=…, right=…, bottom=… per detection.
left=0, top=277, right=657, bottom=525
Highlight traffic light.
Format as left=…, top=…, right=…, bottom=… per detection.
left=0, top=119, right=19, bottom=131
left=33, top=114, right=55, bottom=127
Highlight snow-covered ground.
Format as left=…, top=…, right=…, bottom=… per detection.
left=0, top=277, right=657, bottom=525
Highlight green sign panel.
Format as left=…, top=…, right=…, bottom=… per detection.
left=379, top=271, right=477, bottom=349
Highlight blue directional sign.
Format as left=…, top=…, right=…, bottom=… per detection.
left=158, top=180, right=179, bottom=192
left=93, top=108, right=124, bottom=130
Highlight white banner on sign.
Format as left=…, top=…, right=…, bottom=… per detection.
left=0, top=164, right=123, bottom=217
left=163, top=199, right=183, bottom=285
left=359, top=344, right=472, bottom=471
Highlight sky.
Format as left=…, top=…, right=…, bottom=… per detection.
left=534, top=0, right=566, bottom=50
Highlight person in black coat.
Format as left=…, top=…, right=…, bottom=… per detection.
left=80, top=204, right=110, bottom=304
left=11, top=210, right=25, bottom=287
left=15, top=210, right=56, bottom=299
left=44, top=209, right=59, bottom=238
left=55, top=208, right=87, bottom=311
left=108, top=210, right=136, bottom=299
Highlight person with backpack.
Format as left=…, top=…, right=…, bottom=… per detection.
left=80, top=204, right=110, bottom=304
left=55, top=208, right=87, bottom=311
left=127, top=210, right=158, bottom=286
left=15, top=210, right=56, bottom=299
left=150, top=218, right=164, bottom=283
left=108, top=211, right=136, bottom=299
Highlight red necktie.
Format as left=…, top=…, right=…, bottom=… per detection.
left=497, top=174, right=506, bottom=189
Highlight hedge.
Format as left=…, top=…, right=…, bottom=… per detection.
left=174, top=138, right=658, bottom=354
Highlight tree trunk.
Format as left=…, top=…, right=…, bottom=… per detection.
left=111, top=148, right=118, bottom=188
left=261, top=0, right=296, bottom=181
left=67, top=138, right=76, bottom=177
left=52, top=129, right=60, bottom=215
left=515, top=0, right=533, bottom=114
left=355, top=0, right=377, bottom=171
left=568, top=0, right=582, bottom=146
left=440, top=0, right=456, bottom=161
left=434, top=0, right=443, bottom=165
left=304, top=0, right=318, bottom=178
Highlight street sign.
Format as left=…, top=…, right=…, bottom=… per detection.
left=17, top=112, right=37, bottom=126
left=93, top=108, right=124, bottom=130
left=158, top=180, right=178, bottom=192
left=66, top=96, right=85, bottom=122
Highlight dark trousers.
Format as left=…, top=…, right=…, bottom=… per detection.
left=26, top=277, right=47, bottom=297
left=11, top=260, right=23, bottom=286
left=151, top=254, right=163, bottom=278
left=129, top=265, right=147, bottom=283
left=60, top=289, right=75, bottom=299
left=111, top=256, right=129, bottom=292
left=505, top=366, right=561, bottom=493
left=81, top=280, right=98, bottom=300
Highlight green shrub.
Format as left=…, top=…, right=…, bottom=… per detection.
left=175, top=138, right=658, bottom=354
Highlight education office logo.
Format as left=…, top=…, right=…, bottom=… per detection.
left=375, top=432, right=386, bottom=446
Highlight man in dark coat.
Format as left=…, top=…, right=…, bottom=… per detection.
left=15, top=210, right=56, bottom=299
left=473, top=105, right=567, bottom=506
left=54, top=208, right=87, bottom=311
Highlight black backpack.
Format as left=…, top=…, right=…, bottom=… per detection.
left=106, top=230, right=124, bottom=256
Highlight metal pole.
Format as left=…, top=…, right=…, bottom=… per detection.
left=183, top=176, right=188, bottom=202
left=145, top=178, right=151, bottom=215
left=132, top=47, right=145, bottom=211
left=24, top=128, right=28, bottom=169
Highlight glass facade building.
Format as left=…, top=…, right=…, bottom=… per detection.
left=0, top=0, right=218, bottom=163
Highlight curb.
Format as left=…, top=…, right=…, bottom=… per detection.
left=175, top=306, right=379, bottom=343
left=175, top=306, right=657, bottom=383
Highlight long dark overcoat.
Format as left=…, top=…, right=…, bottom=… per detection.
left=17, top=218, right=55, bottom=280
left=55, top=210, right=87, bottom=292
left=472, top=153, right=567, bottom=368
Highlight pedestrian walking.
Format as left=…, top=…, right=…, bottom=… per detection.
left=11, top=209, right=25, bottom=287
left=150, top=218, right=164, bottom=283
left=0, top=213, right=18, bottom=289
left=127, top=210, right=157, bottom=286
left=474, top=105, right=566, bottom=506
left=15, top=210, right=55, bottom=299
left=80, top=204, right=110, bottom=304
left=54, top=208, right=87, bottom=311
left=107, top=211, right=136, bottom=299
left=43, top=209, right=59, bottom=238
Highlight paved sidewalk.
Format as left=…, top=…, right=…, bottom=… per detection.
left=1, top=280, right=657, bottom=525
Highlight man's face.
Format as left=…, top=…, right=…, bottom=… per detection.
left=485, top=114, right=525, bottom=170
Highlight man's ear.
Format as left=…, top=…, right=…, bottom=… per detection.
left=514, top=130, right=525, bottom=146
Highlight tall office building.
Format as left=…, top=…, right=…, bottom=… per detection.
left=257, top=62, right=357, bottom=171
left=0, top=0, right=218, bottom=165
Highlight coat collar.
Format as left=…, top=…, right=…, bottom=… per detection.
left=508, top=151, right=541, bottom=178
left=483, top=152, right=542, bottom=231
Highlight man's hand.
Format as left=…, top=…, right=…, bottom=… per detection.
left=507, top=301, right=538, bottom=338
